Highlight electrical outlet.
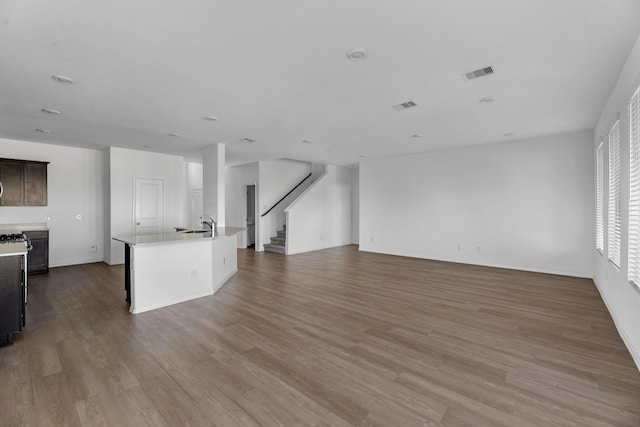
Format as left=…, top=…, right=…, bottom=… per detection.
left=223, top=257, right=226, bottom=266
left=371, top=236, right=374, bottom=243
left=191, top=268, right=198, bottom=278
left=476, top=246, right=481, bottom=253
left=76, top=214, right=82, bottom=220
left=457, top=244, right=461, bottom=250
left=89, top=245, right=97, bottom=252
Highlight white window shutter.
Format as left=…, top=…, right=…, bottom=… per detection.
left=628, top=88, right=640, bottom=284
left=596, top=143, right=604, bottom=253
left=608, top=119, right=621, bottom=268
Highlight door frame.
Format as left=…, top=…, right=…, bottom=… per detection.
left=242, top=183, right=258, bottom=250
left=190, top=188, right=203, bottom=228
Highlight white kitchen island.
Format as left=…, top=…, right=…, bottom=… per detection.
left=113, top=227, right=244, bottom=314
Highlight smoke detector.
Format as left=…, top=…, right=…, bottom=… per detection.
left=346, top=48, right=368, bottom=61
left=462, top=66, right=494, bottom=81
left=51, top=74, right=74, bottom=84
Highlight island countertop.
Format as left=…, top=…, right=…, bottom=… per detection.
left=113, top=226, right=245, bottom=246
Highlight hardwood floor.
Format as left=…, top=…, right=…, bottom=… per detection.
left=1, top=245, right=639, bottom=426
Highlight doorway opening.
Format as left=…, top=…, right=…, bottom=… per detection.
left=246, top=184, right=256, bottom=249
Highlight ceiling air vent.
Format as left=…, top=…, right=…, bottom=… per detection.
left=462, top=66, right=494, bottom=81
left=241, top=137, right=256, bottom=143
left=392, top=100, right=418, bottom=111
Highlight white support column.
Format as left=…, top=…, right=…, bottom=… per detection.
left=203, top=143, right=225, bottom=226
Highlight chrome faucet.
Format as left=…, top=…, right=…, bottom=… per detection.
left=202, top=216, right=217, bottom=234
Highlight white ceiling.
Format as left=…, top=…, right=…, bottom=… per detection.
left=1, top=0, right=639, bottom=166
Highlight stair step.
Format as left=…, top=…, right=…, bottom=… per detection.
left=270, top=236, right=286, bottom=245
left=263, top=243, right=286, bottom=254
left=277, top=230, right=287, bottom=238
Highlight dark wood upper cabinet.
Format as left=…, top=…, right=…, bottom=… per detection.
left=0, top=160, right=24, bottom=206
left=24, top=162, right=47, bottom=206
left=0, top=159, right=48, bottom=206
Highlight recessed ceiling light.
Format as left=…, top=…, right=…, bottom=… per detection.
left=41, top=108, right=62, bottom=115
left=411, top=134, right=423, bottom=138
left=204, top=116, right=218, bottom=121
left=301, top=139, right=312, bottom=143
left=347, top=48, right=368, bottom=61
left=503, top=132, right=516, bottom=137
left=241, top=138, right=256, bottom=143
left=168, top=133, right=181, bottom=137
left=479, top=96, right=495, bottom=103
left=51, top=74, right=74, bottom=84
left=34, top=128, right=51, bottom=133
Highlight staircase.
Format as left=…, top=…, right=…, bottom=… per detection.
left=264, top=224, right=286, bottom=254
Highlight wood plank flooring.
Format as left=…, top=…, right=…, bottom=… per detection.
left=1, top=245, right=639, bottom=426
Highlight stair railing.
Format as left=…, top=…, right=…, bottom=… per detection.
left=261, top=173, right=312, bottom=217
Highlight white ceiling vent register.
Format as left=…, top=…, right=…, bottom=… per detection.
left=462, top=66, right=494, bottom=81
left=392, top=100, right=418, bottom=111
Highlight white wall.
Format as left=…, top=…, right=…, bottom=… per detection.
left=286, top=165, right=353, bottom=254
left=103, top=148, right=111, bottom=264
left=0, top=138, right=104, bottom=267
left=593, top=34, right=640, bottom=370
left=360, top=131, right=594, bottom=278
left=108, top=147, right=185, bottom=265
left=258, top=159, right=312, bottom=251
left=351, top=166, right=359, bottom=244
left=185, top=161, right=203, bottom=227
left=203, top=143, right=225, bottom=227
left=225, top=162, right=259, bottom=248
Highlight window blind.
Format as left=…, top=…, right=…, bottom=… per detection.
left=628, top=87, right=640, bottom=285
left=596, top=143, right=604, bottom=253
left=608, top=119, right=621, bottom=268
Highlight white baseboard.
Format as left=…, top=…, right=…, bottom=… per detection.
left=213, top=268, right=238, bottom=294
left=593, top=279, right=640, bottom=373
left=130, top=289, right=213, bottom=314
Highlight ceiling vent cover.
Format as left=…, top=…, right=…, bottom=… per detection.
left=241, top=137, right=256, bottom=143
left=462, top=66, right=494, bottom=81
left=392, top=100, right=418, bottom=111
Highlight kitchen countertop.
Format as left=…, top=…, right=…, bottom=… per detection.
left=0, top=242, right=28, bottom=257
left=0, top=223, right=49, bottom=233
left=112, top=227, right=245, bottom=246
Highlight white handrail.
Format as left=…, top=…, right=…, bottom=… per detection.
left=0, top=180, right=3, bottom=199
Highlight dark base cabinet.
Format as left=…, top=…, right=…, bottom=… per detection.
left=23, top=230, right=49, bottom=274
left=0, top=256, right=24, bottom=347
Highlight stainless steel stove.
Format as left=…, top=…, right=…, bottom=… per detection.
left=0, top=233, right=26, bottom=243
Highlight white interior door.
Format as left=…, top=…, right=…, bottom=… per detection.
left=191, top=188, right=203, bottom=227
left=134, top=178, right=164, bottom=235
